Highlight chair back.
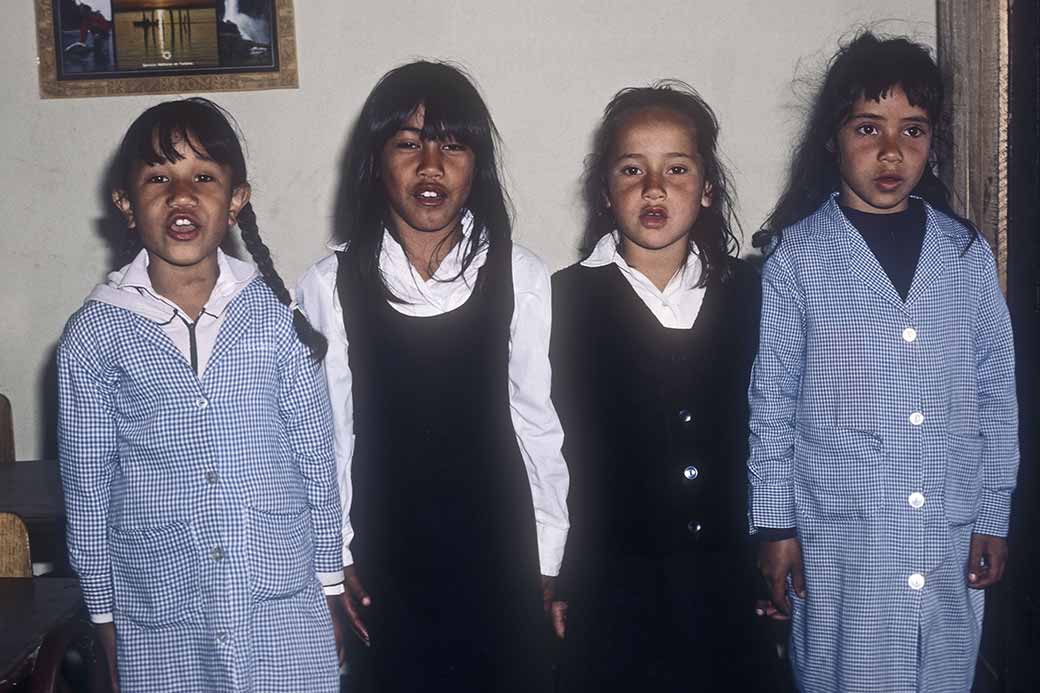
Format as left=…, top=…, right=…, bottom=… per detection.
left=0, top=511, right=32, bottom=577
left=0, top=393, right=14, bottom=462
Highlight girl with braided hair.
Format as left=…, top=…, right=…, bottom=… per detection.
left=58, top=97, right=347, bottom=692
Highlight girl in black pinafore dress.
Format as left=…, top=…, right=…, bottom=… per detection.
left=550, top=83, right=773, bottom=691
left=295, top=61, right=569, bottom=692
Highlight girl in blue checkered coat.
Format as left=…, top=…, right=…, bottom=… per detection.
left=748, top=33, right=1019, bottom=692
left=58, top=99, right=349, bottom=692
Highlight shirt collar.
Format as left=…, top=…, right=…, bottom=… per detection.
left=580, top=231, right=703, bottom=295
left=324, top=210, right=482, bottom=275
left=116, top=248, right=257, bottom=319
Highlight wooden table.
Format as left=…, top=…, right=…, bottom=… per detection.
left=0, top=461, right=67, bottom=569
left=0, top=578, right=82, bottom=689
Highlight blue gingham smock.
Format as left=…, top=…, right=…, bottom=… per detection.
left=748, top=195, right=1019, bottom=693
left=58, top=278, right=341, bottom=693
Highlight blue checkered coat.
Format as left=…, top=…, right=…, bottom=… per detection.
left=58, top=279, right=341, bottom=693
left=748, top=196, right=1019, bottom=693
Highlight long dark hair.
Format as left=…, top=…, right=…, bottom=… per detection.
left=755, top=31, right=972, bottom=250
left=113, top=97, right=327, bottom=359
left=582, top=81, right=740, bottom=286
left=335, top=60, right=512, bottom=300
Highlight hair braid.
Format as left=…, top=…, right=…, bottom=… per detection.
left=237, top=202, right=328, bottom=360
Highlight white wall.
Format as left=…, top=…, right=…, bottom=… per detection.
left=0, top=1, right=934, bottom=460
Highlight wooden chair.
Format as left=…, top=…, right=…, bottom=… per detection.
left=0, top=511, right=32, bottom=577
left=0, top=393, right=14, bottom=463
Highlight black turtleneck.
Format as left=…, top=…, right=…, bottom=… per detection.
left=840, top=198, right=926, bottom=301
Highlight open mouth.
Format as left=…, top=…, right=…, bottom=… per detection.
left=639, top=206, right=668, bottom=227
left=875, top=175, right=904, bottom=191
left=167, top=214, right=201, bottom=239
left=412, top=184, right=448, bottom=206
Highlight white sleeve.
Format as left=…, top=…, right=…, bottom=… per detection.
left=295, top=259, right=356, bottom=568
left=508, top=248, right=570, bottom=576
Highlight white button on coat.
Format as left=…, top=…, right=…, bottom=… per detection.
left=908, top=573, right=925, bottom=590
left=909, top=412, right=925, bottom=426
left=683, top=465, right=699, bottom=480
left=908, top=492, right=925, bottom=508
left=902, top=327, right=918, bottom=343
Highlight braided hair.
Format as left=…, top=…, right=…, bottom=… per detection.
left=237, top=202, right=328, bottom=359
left=113, top=97, right=327, bottom=360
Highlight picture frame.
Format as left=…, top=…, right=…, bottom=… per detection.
left=35, top=0, right=299, bottom=99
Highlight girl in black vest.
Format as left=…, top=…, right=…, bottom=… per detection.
left=550, top=83, right=768, bottom=691
left=296, top=61, right=569, bottom=692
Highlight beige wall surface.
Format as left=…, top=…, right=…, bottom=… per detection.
left=1, top=1, right=934, bottom=460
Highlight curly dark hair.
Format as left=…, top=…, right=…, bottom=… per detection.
left=755, top=31, right=974, bottom=250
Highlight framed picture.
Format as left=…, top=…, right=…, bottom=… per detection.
left=35, top=0, right=299, bottom=98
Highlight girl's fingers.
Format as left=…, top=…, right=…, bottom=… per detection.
left=791, top=558, right=807, bottom=599
left=340, top=591, right=370, bottom=645
left=550, top=601, right=567, bottom=639
left=347, top=572, right=372, bottom=607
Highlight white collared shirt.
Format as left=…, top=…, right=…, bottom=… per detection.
left=296, top=215, right=570, bottom=576
left=581, top=232, right=706, bottom=328
left=98, top=248, right=257, bottom=376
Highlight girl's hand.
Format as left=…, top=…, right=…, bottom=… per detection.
left=325, top=594, right=349, bottom=666
left=342, top=565, right=372, bottom=646
left=94, top=621, right=119, bottom=692
left=754, top=598, right=790, bottom=621
left=550, top=600, right=568, bottom=639
left=757, top=537, right=806, bottom=617
left=541, top=575, right=566, bottom=639
left=967, top=533, right=1008, bottom=589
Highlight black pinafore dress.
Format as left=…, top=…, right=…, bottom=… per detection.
left=337, top=239, right=549, bottom=692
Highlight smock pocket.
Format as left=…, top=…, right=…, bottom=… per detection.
left=248, top=506, right=314, bottom=601
left=794, top=425, right=884, bottom=522
left=109, top=522, right=201, bottom=627
left=945, top=433, right=983, bottom=525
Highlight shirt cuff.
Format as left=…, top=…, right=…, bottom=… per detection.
left=318, top=570, right=345, bottom=586
left=974, top=489, right=1012, bottom=537
left=90, top=612, right=114, bottom=624
left=750, top=482, right=796, bottom=530
left=754, top=527, right=797, bottom=542
left=537, top=522, right=568, bottom=577
left=323, top=583, right=345, bottom=596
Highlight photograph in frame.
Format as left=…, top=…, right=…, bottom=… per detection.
left=36, top=0, right=298, bottom=98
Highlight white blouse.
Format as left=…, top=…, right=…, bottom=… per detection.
left=295, top=216, right=570, bottom=576
left=581, top=232, right=706, bottom=328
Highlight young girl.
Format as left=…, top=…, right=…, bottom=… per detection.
left=549, top=82, right=768, bottom=691
left=749, top=33, right=1019, bottom=692
left=58, top=98, right=347, bottom=692
left=295, top=61, right=569, bottom=692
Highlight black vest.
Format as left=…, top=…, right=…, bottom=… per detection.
left=550, top=259, right=761, bottom=589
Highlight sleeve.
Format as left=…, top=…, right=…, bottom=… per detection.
left=747, top=248, right=806, bottom=533
left=295, top=263, right=356, bottom=568
left=508, top=252, right=570, bottom=576
left=57, top=320, right=118, bottom=618
left=278, top=315, right=343, bottom=577
left=971, top=242, right=1019, bottom=537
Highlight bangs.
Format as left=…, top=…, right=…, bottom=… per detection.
left=832, top=35, right=943, bottom=124
left=368, top=61, right=495, bottom=148
left=118, top=98, right=246, bottom=185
